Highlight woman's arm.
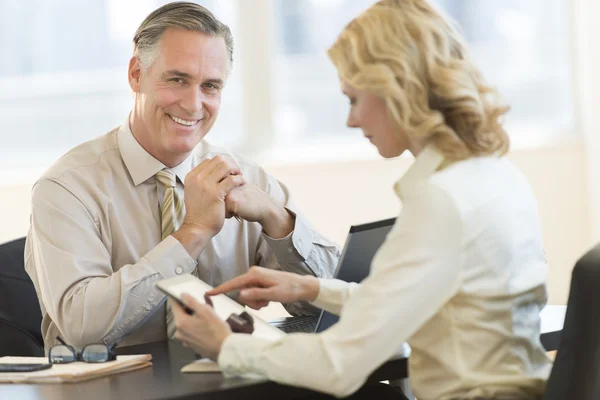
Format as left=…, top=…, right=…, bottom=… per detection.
left=209, top=266, right=360, bottom=316
left=215, top=185, right=463, bottom=397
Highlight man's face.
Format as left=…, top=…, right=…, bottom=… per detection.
left=128, top=28, right=229, bottom=166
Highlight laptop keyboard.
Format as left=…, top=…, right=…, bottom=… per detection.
left=273, top=316, right=318, bottom=333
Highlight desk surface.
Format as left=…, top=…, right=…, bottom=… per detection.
left=0, top=305, right=565, bottom=400
left=0, top=340, right=407, bottom=400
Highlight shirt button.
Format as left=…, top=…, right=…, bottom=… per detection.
left=175, top=267, right=183, bottom=274
left=145, top=304, right=153, bottom=311
left=288, top=248, right=294, bottom=254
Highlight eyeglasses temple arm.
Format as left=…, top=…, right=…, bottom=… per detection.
left=56, top=336, right=68, bottom=346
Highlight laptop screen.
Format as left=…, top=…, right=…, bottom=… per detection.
left=315, top=217, right=396, bottom=332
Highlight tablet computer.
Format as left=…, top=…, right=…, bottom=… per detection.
left=156, top=274, right=285, bottom=340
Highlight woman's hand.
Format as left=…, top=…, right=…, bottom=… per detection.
left=206, top=266, right=320, bottom=309
left=171, top=293, right=231, bottom=360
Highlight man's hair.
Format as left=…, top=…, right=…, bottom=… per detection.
left=133, top=1, right=233, bottom=70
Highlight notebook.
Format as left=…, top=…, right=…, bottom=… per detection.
left=0, top=355, right=152, bottom=383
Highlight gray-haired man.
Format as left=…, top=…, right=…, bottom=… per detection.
left=25, top=1, right=339, bottom=351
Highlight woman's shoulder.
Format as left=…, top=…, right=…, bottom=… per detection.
left=425, top=155, right=535, bottom=214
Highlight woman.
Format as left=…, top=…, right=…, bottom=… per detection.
left=171, top=0, right=552, bottom=398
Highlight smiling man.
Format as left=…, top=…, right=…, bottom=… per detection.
left=25, top=2, right=339, bottom=351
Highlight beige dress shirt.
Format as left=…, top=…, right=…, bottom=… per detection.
left=218, top=146, right=553, bottom=399
left=25, top=118, right=339, bottom=350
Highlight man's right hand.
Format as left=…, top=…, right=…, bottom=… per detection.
left=207, top=266, right=320, bottom=309
left=182, top=155, right=245, bottom=235
left=173, top=156, right=245, bottom=259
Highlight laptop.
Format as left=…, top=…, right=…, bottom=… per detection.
left=270, top=217, right=396, bottom=333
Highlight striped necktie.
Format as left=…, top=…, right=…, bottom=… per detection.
left=156, top=169, right=185, bottom=240
left=156, top=169, right=186, bottom=338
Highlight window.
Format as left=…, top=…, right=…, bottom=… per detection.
left=273, top=0, right=574, bottom=151
left=434, top=0, right=574, bottom=147
left=0, top=0, right=240, bottom=173
left=273, top=0, right=372, bottom=148
left=0, top=0, right=576, bottom=177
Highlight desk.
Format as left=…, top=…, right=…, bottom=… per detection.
left=0, top=305, right=565, bottom=400
left=0, top=340, right=407, bottom=400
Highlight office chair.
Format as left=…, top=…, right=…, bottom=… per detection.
left=543, top=243, right=600, bottom=400
left=0, top=237, right=44, bottom=357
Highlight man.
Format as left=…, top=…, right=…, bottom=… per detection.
left=25, top=2, right=339, bottom=351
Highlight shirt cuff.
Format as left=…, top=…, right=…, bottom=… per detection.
left=218, top=333, right=272, bottom=379
left=261, top=208, right=313, bottom=263
left=310, top=278, right=353, bottom=312
left=143, top=235, right=197, bottom=279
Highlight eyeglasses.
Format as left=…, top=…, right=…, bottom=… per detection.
left=48, top=336, right=117, bottom=364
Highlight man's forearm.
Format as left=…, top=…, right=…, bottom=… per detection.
left=68, top=273, right=163, bottom=347
left=172, top=223, right=215, bottom=260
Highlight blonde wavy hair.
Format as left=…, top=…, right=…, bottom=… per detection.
left=327, top=0, right=510, bottom=160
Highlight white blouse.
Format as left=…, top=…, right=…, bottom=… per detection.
left=218, top=146, right=552, bottom=399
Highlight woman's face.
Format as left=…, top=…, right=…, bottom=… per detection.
left=341, top=80, right=416, bottom=158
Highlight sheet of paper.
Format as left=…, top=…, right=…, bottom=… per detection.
left=180, top=358, right=221, bottom=373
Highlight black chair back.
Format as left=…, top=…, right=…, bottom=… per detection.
left=544, top=243, right=600, bottom=400
left=0, top=237, right=44, bottom=357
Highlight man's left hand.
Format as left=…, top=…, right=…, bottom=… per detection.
left=225, top=184, right=295, bottom=238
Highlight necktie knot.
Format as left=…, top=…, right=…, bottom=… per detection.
left=156, top=169, right=177, bottom=188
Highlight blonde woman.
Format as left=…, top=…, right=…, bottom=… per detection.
left=171, top=0, right=552, bottom=398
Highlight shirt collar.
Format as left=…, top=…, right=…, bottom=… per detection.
left=118, top=116, right=195, bottom=186
left=394, top=145, right=445, bottom=199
